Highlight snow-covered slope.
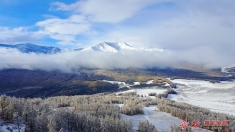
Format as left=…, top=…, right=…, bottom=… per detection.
left=0, top=43, right=61, bottom=54
left=222, top=65, right=235, bottom=73
left=82, top=42, right=163, bottom=52
left=82, top=42, right=135, bottom=52
left=168, top=79, right=235, bottom=116
left=0, top=42, right=164, bottom=54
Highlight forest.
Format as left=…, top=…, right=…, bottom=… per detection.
left=0, top=90, right=235, bottom=132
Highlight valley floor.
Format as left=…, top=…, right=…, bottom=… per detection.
left=121, top=105, right=212, bottom=132
left=169, top=79, right=235, bottom=116
left=116, top=88, right=214, bottom=131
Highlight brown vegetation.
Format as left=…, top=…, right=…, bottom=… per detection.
left=138, top=120, right=158, bottom=132
left=156, top=98, right=235, bottom=131
left=0, top=90, right=234, bottom=132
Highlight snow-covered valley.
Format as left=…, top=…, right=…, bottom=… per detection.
left=105, top=78, right=235, bottom=116
left=114, top=78, right=235, bottom=131
left=169, top=79, right=235, bottom=116
left=121, top=105, right=182, bottom=131
left=121, top=105, right=212, bottom=132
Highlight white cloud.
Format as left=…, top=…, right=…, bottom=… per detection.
left=51, top=0, right=169, bottom=23
left=0, top=27, right=38, bottom=44
left=36, top=15, right=91, bottom=45
left=176, top=0, right=235, bottom=17
left=77, top=0, right=235, bottom=57
left=0, top=46, right=233, bottom=72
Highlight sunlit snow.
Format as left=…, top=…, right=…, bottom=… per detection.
left=169, top=79, right=235, bottom=116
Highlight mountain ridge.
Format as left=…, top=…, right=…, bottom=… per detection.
left=0, top=42, right=164, bottom=54
left=82, top=42, right=136, bottom=52
left=81, top=42, right=164, bottom=52
left=0, top=43, right=61, bottom=54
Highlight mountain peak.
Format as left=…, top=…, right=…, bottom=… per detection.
left=83, top=42, right=135, bottom=52
left=81, top=42, right=164, bottom=53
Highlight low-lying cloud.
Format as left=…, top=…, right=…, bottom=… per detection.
left=0, top=47, right=233, bottom=72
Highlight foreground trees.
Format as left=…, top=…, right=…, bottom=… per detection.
left=0, top=92, right=234, bottom=132
left=0, top=94, right=133, bottom=132
left=138, top=121, right=158, bottom=132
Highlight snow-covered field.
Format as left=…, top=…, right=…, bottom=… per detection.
left=121, top=105, right=211, bottom=132
left=102, top=79, right=171, bottom=89
left=0, top=119, right=25, bottom=132
left=102, top=80, right=140, bottom=88
left=116, top=87, right=167, bottom=98
left=109, top=78, right=235, bottom=131
left=121, top=105, right=181, bottom=131
left=115, top=85, right=214, bottom=131
left=169, top=79, right=235, bottom=116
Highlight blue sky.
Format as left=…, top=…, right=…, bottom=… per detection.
left=0, top=0, right=235, bottom=52
left=0, top=0, right=182, bottom=49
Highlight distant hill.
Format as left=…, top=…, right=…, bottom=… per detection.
left=0, top=69, right=117, bottom=97
left=0, top=43, right=61, bottom=54
left=0, top=67, right=233, bottom=98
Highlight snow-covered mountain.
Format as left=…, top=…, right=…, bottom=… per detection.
left=82, top=42, right=163, bottom=52
left=0, top=42, right=163, bottom=54
left=82, top=42, right=135, bottom=52
left=0, top=43, right=61, bottom=54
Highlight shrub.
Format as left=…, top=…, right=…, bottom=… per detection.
left=148, top=92, right=156, bottom=96
left=138, top=120, right=158, bottom=132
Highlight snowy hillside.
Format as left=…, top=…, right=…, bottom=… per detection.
left=82, top=42, right=164, bottom=52
left=222, top=65, right=235, bottom=73
left=0, top=42, right=163, bottom=54
left=0, top=43, right=61, bottom=54
left=82, top=42, right=135, bottom=52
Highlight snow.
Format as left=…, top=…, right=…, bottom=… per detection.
left=0, top=119, right=25, bottom=132
left=121, top=105, right=211, bottom=132
left=114, top=104, right=124, bottom=107
left=134, top=89, right=166, bottom=97
left=102, top=80, right=142, bottom=88
left=114, top=42, right=136, bottom=50
left=0, top=42, right=165, bottom=54
left=116, top=87, right=167, bottom=97
left=169, top=79, right=235, bottom=116
left=0, top=43, right=61, bottom=54
left=91, top=42, right=120, bottom=52
left=81, top=42, right=164, bottom=53
left=121, top=105, right=181, bottom=131
left=221, top=65, right=235, bottom=73
left=146, top=80, right=153, bottom=84
left=103, top=79, right=170, bottom=90
left=1, top=125, right=25, bottom=132
left=164, top=82, right=171, bottom=87
left=82, top=42, right=136, bottom=52
left=102, top=80, right=131, bottom=88
left=133, top=82, right=140, bottom=85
